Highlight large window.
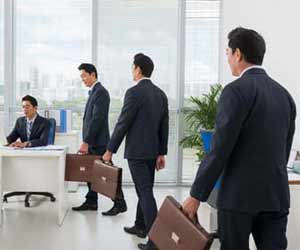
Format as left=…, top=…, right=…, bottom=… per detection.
left=14, top=0, right=92, bottom=128
left=182, top=0, right=220, bottom=182
left=0, top=0, right=3, bottom=94
left=0, top=0, right=3, bottom=97
left=97, top=0, right=180, bottom=183
left=2, top=0, right=220, bottom=184
left=0, top=0, right=4, bottom=142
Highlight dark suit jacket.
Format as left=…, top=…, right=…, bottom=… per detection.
left=6, top=114, right=50, bottom=147
left=83, top=82, right=110, bottom=150
left=107, top=79, right=169, bottom=159
left=190, top=68, right=296, bottom=213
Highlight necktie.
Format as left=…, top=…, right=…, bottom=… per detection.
left=27, top=121, right=33, bottom=141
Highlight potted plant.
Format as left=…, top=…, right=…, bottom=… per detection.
left=181, top=84, right=222, bottom=159
left=181, top=84, right=223, bottom=208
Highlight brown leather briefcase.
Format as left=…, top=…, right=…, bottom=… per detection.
left=91, top=159, right=122, bottom=200
left=65, top=154, right=101, bottom=182
left=149, top=196, right=216, bottom=250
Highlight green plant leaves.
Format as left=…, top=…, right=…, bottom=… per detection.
left=181, top=84, right=223, bottom=161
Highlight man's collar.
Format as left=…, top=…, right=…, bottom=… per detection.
left=90, top=81, right=98, bottom=91
left=26, top=113, right=38, bottom=123
left=239, top=65, right=264, bottom=78
left=136, top=77, right=151, bottom=85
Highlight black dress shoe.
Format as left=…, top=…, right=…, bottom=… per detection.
left=72, top=202, right=98, bottom=211
left=124, top=225, right=147, bottom=238
left=101, top=205, right=127, bottom=216
left=137, top=243, right=158, bottom=250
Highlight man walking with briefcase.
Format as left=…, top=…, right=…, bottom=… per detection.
left=183, top=28, right=296, bottom=250
left=72, top=63, right=127, bottom=216
left=103, top=54, right=169, bottom=250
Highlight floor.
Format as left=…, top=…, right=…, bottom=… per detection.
left=0, top=186, right=220, bottom=250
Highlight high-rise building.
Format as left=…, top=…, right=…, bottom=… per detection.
left=29, top=67, right=39, bottom=89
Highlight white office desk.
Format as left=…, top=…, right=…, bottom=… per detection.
left=55, top=131, right=80, bottom=192
left=0, top=146, right=69, bottom=226
left=286, top=173, right=300, bottom=250
left=249, top=173, right=300, bottom=249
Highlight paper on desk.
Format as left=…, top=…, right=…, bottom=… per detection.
left=0, top=145, right=21, bottom=150
left=0, top=145, right=66, bottom=151
left=22, top=145, right=66, bottom=151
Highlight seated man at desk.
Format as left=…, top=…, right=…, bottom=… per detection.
left=6, top=95, right=49, bottom=148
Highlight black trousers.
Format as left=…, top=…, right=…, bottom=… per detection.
left=85, top=146, right=125, bottom=207
left=218, top=209, right=289, bottom=250
left=128, top=159, right=157, bottom=233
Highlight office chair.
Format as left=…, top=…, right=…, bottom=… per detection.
left=3, top=118, right=57, bottom=207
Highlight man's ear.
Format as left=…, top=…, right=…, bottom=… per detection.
left=138, top=66, right=144, bottom=77
left=235, top=48, right=244, bottom=62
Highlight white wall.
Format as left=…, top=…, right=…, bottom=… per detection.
left=219, top=0, right=300, bottom=148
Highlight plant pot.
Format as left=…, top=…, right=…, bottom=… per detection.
left=293, top=160, right=300, bottom=174
left=200, top=129, right=214, bottom=153
left=200, top=129, right=221, bottom=209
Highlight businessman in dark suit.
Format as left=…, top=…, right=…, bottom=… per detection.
left=7, top=95, right=49, bottom=148
left=103, top=53, right=169, bottom=250
left=72, top=63, right=127, bottom=215
left=183, top=27, right=296, bottom=250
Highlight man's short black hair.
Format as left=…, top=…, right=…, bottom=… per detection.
left=228, top=27, right=266, bottom=65
left=78, top=63, right=98, bottom=79
left=22, top=95, right=38, bottom=107
left=133, top=53, right=154, bottom=78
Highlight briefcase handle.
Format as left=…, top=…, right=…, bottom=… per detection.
left=183, top=206, right=218, bottom=239
left=100, top=157, right=114, bottom=166
left=77, top=150, right=114, bottom=167
left=76, top=150, right=88, bottom=155
left=165, top=196, right=200, bottom=224
left=184, top=206, right=219, bottom=240
left=74, top=152, right=113, bottom=165
left=187, top=209, right=218, bottom=239
left=166, top=196, right=218, bottom=239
